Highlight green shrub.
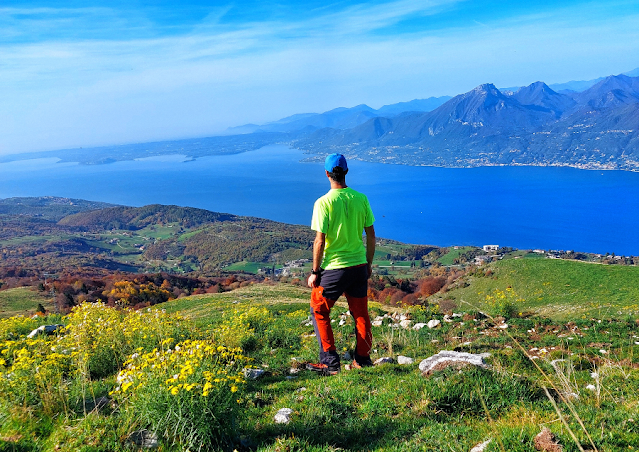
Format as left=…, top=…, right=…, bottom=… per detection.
left=112, top=340, right=250, bottom=450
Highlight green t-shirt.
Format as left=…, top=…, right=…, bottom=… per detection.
left=311, top=187, right=375, bottom=270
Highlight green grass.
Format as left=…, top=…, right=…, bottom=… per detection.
left=224, top=261, right=272, bottom=273
left=157, top=283, right=639, bottom=451
left=444, top=258, right=639, bottom=320
left=437, top=246, right=475, bottom=266
left=0, top=287, right=53, bottom=318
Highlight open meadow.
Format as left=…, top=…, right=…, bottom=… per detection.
left=1, top=258, right=639, bottom=451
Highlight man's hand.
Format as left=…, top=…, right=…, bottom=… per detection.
left=308, top=273, right=320, bottom=288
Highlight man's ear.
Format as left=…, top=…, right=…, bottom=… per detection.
left=325, top=170, right=331, bottom=177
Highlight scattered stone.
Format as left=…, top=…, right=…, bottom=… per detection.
left=374, top=315, right=384, bottom=321
left=443, top=314, right=453, bottom=323
left=289, top=368, right=300, bottom=374
left=470, top=439, right=492, bottom=452
left=599, top=349, right=607, bottom=354
left=399, top=319, right=412, bottom=329
left=497, top=323, right=509, bottom=329
left=412, top=323, right=427, bottom=331
left=372, top=319, right=383, bottom=327
left=586, top=384, right=596, bottom=391
left=452, top=313, right=463, bottom=318
left=427, top=319, right=441, bottom=329
left=27, top=324, right=64, bottom=339
left=127, top=430, right=159, bottom=449
left=419, top=351, right=491, bottom=376
left=83, top=396, right=111, bottom=413
left=339, top=319, right=346, bottom=326
left=399, top=314, right=410, bottom=321
left=274, top=408, right=294, bottom=424
left=534, top=427, right=563, bottom=452
left=397, top=356, right=414, bottom=365
left=374, top=357, right=394, bottom=365
left=295, top=387, right=306, bottom=393
left=243, top=368, right=265, bottom=380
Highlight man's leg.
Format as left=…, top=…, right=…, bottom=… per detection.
left=344, top=264, right=373, bottom=367
left=309, top=286, right=340, bottom=369
left=345, top=293, right=373, bottom=366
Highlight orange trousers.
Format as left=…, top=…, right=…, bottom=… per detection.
left=310, top=286, right=372, bottom=366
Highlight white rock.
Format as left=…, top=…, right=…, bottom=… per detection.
left=400, top=319, right=412, bottom=329
left=427, top=319, right=441, bottom=329
left=274, top=408, right=294, bottom=424
left=399, top=314, right=408, bottom=321
left=470, top=439, right=492, bottom=452
left=27, top=324, right=64, bottom=339
left=452, top=313, right=463, bottom=318
left=374, top=357, right=394, bottom=365
left=243, top=368, right=265, bottom=380
left=412, top=323, right=427, bottom=331
left=443, top=314, right=453, bottom=323
left=498, top=323, right=508, bottom=329
left=372, top=320, right=383, bottom=327
left=397, top=356, right=414, bottom=365
left=339, top=319, right=346, bottom=326
left=419, top=350, right=491, bottom=374
left=590, top=372, right=598, bottom=379
left=599, top=349, right=607, bottom=354
left=586, top=384, right=596, bottom=391
left=289, top=368, right=300, bottom=374
left=374, top=316, right=384, bottom=321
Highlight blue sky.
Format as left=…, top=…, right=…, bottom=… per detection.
left=2, top=0, right=639, bottom=154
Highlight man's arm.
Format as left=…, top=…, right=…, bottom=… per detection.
left=308, top=231, right=326, bottom=288
left=364, top=225, right=375, bottom=278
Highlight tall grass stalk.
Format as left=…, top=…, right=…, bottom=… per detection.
left=461, top=299, right=599, bottom=452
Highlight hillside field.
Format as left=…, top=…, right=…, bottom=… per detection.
left=442, top=258, right=639, bottom=321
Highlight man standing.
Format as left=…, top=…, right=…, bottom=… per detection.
left=306, top=153, right=376, bottom=375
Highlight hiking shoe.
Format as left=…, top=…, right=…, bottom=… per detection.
left=305, top=362, right=340, bottom=376
left=351, top=355, right=373, bottom=369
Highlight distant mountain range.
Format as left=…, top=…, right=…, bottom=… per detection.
left=224, top=97, right=452, bottom=135
left=2, top=68, right=638, bottom=170
left=293, top=73, right=639, bottom=170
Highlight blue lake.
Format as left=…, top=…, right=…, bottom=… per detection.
left=1, top=145, right=638, bottom=255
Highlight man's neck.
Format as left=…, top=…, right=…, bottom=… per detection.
left=330, top=180, right=347, bottom=189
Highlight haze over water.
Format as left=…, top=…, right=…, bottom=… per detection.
left=2, top=145, right=638, bottom=256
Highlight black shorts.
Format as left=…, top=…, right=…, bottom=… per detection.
left=319, top=264, right=368, bottom=300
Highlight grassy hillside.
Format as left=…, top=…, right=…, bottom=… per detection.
left=0, top=287, right=53, bottom=318
left=443, top=258, right=639, bottom=320
left=2, top=282, right=638, bottom=451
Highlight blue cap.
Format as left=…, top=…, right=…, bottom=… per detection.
left=324, top=153, right=348, bottom=172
